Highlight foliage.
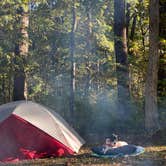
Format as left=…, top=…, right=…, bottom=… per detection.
left=0, top=0, right=165, bottom=134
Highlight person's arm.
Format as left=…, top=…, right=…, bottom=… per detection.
left=103, top=145, right=113, bottom=154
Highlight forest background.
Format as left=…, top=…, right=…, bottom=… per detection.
left=0, top=0, right=165, bottom=139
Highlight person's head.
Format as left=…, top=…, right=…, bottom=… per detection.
left=105, top=138, right=111, bottom=145
left=105, top=134, right=118, bottom=146
left=105, top=134, right=118, bottom=147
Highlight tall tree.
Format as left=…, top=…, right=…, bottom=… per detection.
left=13, top=3, right=29, bottom=101
left=69, top=0, right=77, bottom=123
left=145, top=0, right=160, bottom=133
left=114, top=0, right=129, bottom=112
left=85, top=0, right=92, bottom=96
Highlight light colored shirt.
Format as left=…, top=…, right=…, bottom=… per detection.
left=103, top=141, right=128, bottom=154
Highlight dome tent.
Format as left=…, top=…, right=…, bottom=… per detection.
left=0, top=101, right=85, bottom=162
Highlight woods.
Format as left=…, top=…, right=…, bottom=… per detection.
left=0, top=0, right=165, bottom=136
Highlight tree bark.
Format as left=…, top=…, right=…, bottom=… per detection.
left=126, top=3, right=130, bottom=40
left=145, top=0, right=160, bottom=133
left=130, top=14, right=137, bottom=41
left=114, top=0, right=130, bottom=112
left=13, top=5, right=29, bottom=101
left=2, top=75, right=6, bottom=103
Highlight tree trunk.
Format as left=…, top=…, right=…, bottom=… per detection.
left=85, top=1, right=92, bottom=96
left=114, top=0, right=129, bottom=113
left=2, top=75, right=6, bottom=103
left=130, top=14, right=137, bottom=41
left=145, top=0, right=160, bottom=133
left=126, top=3, right=130, bottom=40
left=13, top=6, right=29, bottom=101
left=69, top=0, right=77, bottom=124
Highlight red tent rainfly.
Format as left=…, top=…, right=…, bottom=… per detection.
left=0, top=101, right=85, bottom=162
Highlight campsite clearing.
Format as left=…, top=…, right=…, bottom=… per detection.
left=3, top=145, right=166, bottom=166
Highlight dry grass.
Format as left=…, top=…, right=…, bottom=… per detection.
left=2, top=145, right=166, bottom=166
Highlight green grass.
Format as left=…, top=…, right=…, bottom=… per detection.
left=2, top=145, right=166, bottom=166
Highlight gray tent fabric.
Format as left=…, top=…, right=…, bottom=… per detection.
left=0, top=100, right=85, bottom=153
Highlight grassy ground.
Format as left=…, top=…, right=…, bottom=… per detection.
left=1, top=132, right=166, bottom=166
left=2, top=145, right=166, bottom=166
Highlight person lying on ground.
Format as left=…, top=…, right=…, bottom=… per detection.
left=103, top=134, right=128, bottom=154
